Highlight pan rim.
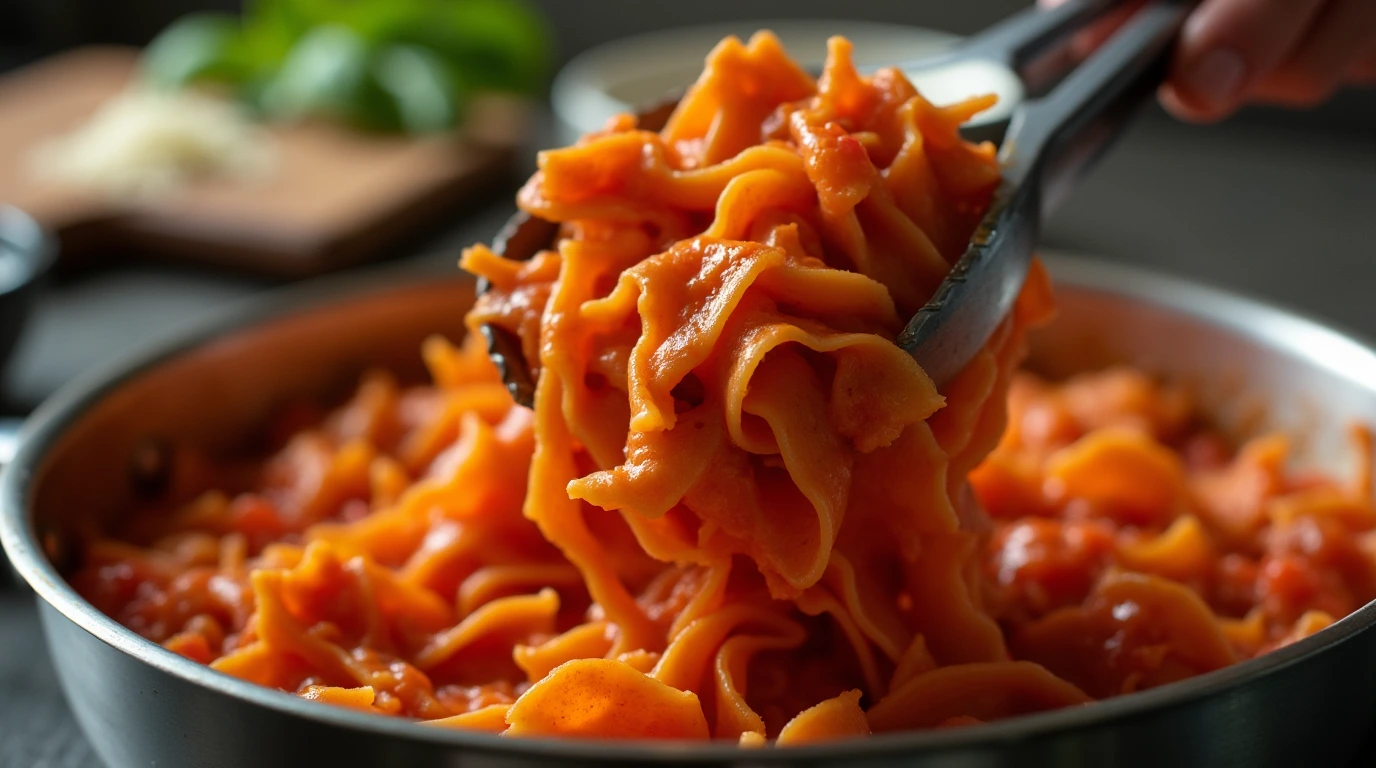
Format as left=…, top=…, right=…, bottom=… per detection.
left=5, top=253, right=1376, bottom=762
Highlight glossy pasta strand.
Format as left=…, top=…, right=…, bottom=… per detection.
left=72, top=31, right=1376, bottom=746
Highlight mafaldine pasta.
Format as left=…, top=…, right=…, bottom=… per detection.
left=72, top=33, right=1376, bottom=745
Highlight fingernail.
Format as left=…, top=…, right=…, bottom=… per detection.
left=1184, top=49, right=1246, bottom=106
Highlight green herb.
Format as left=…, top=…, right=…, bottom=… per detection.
left=141, top=0, right=552, bottom=134
left=142, top=13, right=248, bottom=88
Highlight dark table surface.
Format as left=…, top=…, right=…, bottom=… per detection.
left=2, top=103, right=1375, bottom=766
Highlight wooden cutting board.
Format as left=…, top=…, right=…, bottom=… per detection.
left=0, top=47, right=525, bottom=277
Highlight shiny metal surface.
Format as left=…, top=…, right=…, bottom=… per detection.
left=0, top=205, right=54, bottom=380
left=898, top=0, right=1187, bottom=387
left=478, top=0, right=1188, bottom=405
left=5, top=257, right=1376, bottom=767
left=0, top=418, right=20, bottom=470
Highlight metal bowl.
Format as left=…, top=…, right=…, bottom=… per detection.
left=3, top=256, right=1376, bottom=768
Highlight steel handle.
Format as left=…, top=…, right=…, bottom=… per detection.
left=1003, top=0, right=1190, bottom=210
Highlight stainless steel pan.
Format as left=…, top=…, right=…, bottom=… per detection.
left=0, top=205, right=53, bottom=584
left=4, top=256, right=1376, bottom=767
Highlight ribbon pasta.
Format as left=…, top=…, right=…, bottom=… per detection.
left=71, top=32, right=1376, bottom=747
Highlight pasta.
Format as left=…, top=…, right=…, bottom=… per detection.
left=978, top=370, right=1376, bottom=695
left=70, top=32, right=1376, bottom=747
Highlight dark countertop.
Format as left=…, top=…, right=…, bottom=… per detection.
left=1, top=106, right=1375, bottom=766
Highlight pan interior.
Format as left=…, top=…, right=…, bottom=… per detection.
left=11, top=256, right=1376, bottom=759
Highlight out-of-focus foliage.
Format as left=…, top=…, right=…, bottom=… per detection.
left=142, top=0, right=552, bottom=134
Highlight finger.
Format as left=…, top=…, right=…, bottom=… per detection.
left=1168, top=0, right=1328, bottom=120
left=1248, top=0, right=1376, bottom=106
left=1158, top=82, right=1221, bottom=123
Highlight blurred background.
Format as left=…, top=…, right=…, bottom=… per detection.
left=0, top=1, right=1373, bottom=765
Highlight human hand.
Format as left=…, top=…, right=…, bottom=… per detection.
left=1040, top=0, right=1376, bottom=122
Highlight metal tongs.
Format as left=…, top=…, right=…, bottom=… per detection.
left=479, top=0, right=1190, bottom=406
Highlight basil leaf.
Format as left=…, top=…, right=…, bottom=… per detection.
left=394, top=0, right=552, bottom=94
left=258, top=25, right=401, bottom=132
left=143, top=0, right=550, bottom=134
left=142, top=13, right=245, bottom=88
left=373, top=44, right=460, bottom=133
